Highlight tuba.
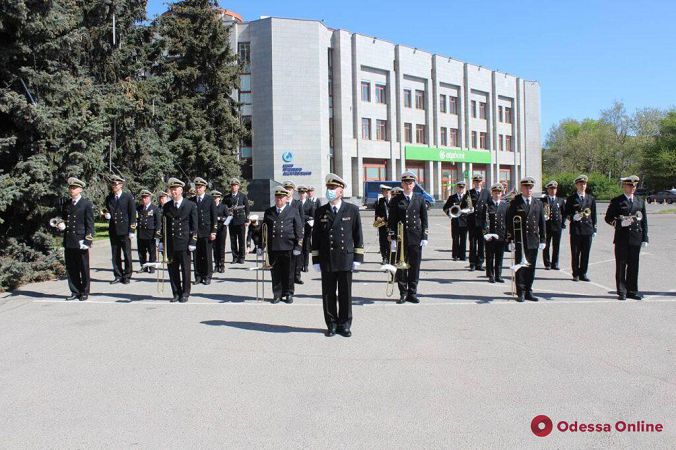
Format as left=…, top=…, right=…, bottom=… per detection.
left=250, top=223, right=273, bottom=301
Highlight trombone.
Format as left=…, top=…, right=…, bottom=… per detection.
left=143, top=216, right=168, bottom=294
left=509, top=215, right=530, bottom=299
left=249, top=223, right=273, bottom=301
left=381, top=222, right=409, bottom=296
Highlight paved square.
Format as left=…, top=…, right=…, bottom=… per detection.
left=1, top=205, right=674, bottom=448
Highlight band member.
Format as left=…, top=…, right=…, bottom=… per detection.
left=298, top=186, right=316, bottom=273
left=282, top=181, right=306, bottom=285
left=246, top=214, right=263, bottom=253
left=224, top=178, right=249, bottom=264
left=136, top=190, right=162, bottom=273
left=103, top=175, right=136, bottom=284
left=604, top=176, right=649, bottom=300
left=506, top=176, right=546, bottom=302
left=162, top=178, right=198, bottom=302
left=374, top=184, right=392, bottom=264
left=58, top=177, right=94, bottom=301
left=212, top=190, right=228, bottom=273
left=263, top=187, right=303, bottom=304
left=388, top=171, right=429, bottom=304
left=308, top=186, right=321, bottom=209
left=565, top=174, right=597, bottom=282
left=465, top=175, right=490, bottom=271
left=442, top=181, right=468, bottom=261
left=158, top=191, right=169, bottom=207
left=190, top=177, right=217, bottom=285
left=312, top=174, right=364, bottom=337
left=541, top=180, right=566, bottom=270
left=481, top=183, right=509, bottom=283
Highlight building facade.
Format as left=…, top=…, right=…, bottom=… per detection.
left=224, top=11, right=541, bottom=198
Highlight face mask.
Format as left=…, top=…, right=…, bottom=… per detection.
left=326, top=189, right=337, bottom=201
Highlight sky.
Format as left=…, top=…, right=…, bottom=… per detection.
left=147, top=0, right=676, bottom=140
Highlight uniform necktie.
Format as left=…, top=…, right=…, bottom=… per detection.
left=276, top=208, right=281, bottom=215
left=526, top=198, right=530, bottom=207
left=333, top=206, right=338, bottom=214
left=72, top=199, right=77, bottom=206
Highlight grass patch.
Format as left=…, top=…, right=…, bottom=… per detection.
left=655, top=208, right=676, bottom=215
left=94, top=222, right=109, bottom=241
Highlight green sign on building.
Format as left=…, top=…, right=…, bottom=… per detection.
left=405, top=145, right=492, bottom=164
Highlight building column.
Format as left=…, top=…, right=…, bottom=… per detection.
left=425, top=160, right=435, bottom=197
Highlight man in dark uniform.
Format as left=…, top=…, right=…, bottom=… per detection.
left=481, top=183, right=509, bottom=283
left=565, top=174, right=597, bottom=282
left=263, top=187, right=303, bottom=304
left=212, top=190, right=228, bottom=273
left=224, top=178, right=249, bottom=264
left=158, top=191, right=169, bottom=207
left=374, top=184, right=392, bottom=264
left=190, top=177, right=217, bottom=285
left=308, top=186, right=321, bottom=210
left=541, top=180, right=566, bottom=270
left=162, top=178, right=198, bottom=303
left=442, top=181, right=468, bottom=261
left=312, top=174, right=364, bottom=337
left=298, top=185, right=316, bottom=273
left=281, top=181, right=305, bottom=284
left=506, top=176, right=546, bottom=302
left=246, top=214, right=263, bottom=253
left=388, top=171, right=429, bottom=304
left=466, top=175, right=490, bottom=271
left=605, top=175, right=649, bottom=300
left=103, top=174, right=136, bottom=284
left=136, top=190, right=162, bottom=273
left=57, top=177, right=94, bottom=301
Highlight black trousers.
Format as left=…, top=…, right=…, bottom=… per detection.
left=396, top=243, right=422, bottom=296
left=302, top=226, right=312, bottom=270
left=270, top=250, right=294, bottom=298
left=168, top=250, right=191, bottom=298
left=468, top=226, right=484, bottom=267
left=110, top=234, right=133, bottom=280
left=194, top=236, right=213, bottom=280
left=543, top=228, right=562, bottom=268
left=137, top=237, right=156, bottom=269
left=228, top=224, right=246, bottom=260
left=485, top=240, right=505, bottom=279
left=65, top=248, right=90, bottom=296
left=213, top=227, right=227, bottom=268
left=452, top=225, right=467, bottom=260
left=321, top=270, right=353, bottom=329
left=570, top=234, right=593, bottom=277
left=378, top=227, right=390, bottom=261
left=615, top=243, right=641, bottom=295
left=514, top=247, right=538, bottom=295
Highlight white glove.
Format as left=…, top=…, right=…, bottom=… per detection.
left=573, top=213, right=581, bottom=222
left=292, top=249, right=301, bottom=256
left=420, top=240, right=428, bottom=247
left=313, top=263, right=321, bottom=272
left=128, top=233, right=135, bottom=239
left=390, top=240, right=397, bottom=251
left=538, top=243, right=546, bottom=250
left=104, top=213, right=111, bottom=220
left=352, top=261, right=361, bottom=271
left=188, top=245, right=196, bottom=252
left=224, top=216, right=233, bottom=226
left=307, top=219, right=314, bottom=227
left=508, top=242, right=515, bottom=252
left=158, top=243, right=164, bottom=253
left=483, top=234, right=492, bottom=242
left=57, top=222, right=66, bottom=231
left=592, top=233, right=597, bottom=239
left=641, top=242, right=648, bottom=249
left=78, top=240, right=88, bottom=250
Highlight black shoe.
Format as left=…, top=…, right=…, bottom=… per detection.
left=488, top=276, right=495, bottom=283
left=452, top=257, right=458, bottom=261
left=66, top=294, right=79, bottom=301
left=476, top=265, right=484, bottom=271
left=572, top=276, right=579, bottom=282
left=271, top=297, right=281, bottom=304
left=79, top=295, right=88, bottom=301
left=230, top=260, right=237, bottom=264
left=469, top=266, right=475, bottom=272
left=552, top=265, right=560, bottom=270
left=110, top=278, right=122, bottom=285
left=579, top=275, right=590, bottom=282
left=628, top=293, right=643, bottom=300
left=544, top=265, right=551, bottom=270
left=283, top=295, right=293, bottom=304
left=325, top=326, right=336, bottom=337
left=496, top=277, right=505, bottom=283
left=407, top=295, right=420, bottom=304
left=618, top=294, right=626, bottom=301
left=149, top=268, right=155, bottom=274
left=202, top=278, right=210, bottom=285
left=397, top=294, right=407, bottom=304
left=525, top=292, right=539, bottom=302
left=194, top=277, right=202, bottom=285
left=179, top=295, right=188, bottom=303
left=238, top=258, right=245, bottom=264
left=295, top=279, right=304, bottom=285
left=219, top=266, right=225, bottom=273
left=338, top=328, right=352, bottom=338
left=121, top=279, right=130, bottom=285
left=170, top=296, right=179, bottom=303
left=516, top=293, right=525, bottom=302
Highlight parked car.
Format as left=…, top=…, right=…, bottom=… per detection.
left=363, top=181, right=435, bottom=209
left=646, top=189, right=676, bottom=204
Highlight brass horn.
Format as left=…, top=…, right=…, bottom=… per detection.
left=250, top=223, right=273, bottom=301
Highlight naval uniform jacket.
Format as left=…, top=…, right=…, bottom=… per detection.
left=604, top=195, right=649, bottom=246
left=442, top=193, right=469, bottom=228
left=301, top=198, right=316, bottom=228
left=565, top=193, right=597, bottom=236
left=263, top=205, right=303, bottom=252
left=506, top=194, right=546, bottom=250
left=387, top=192, right=429, bottom=246
left=375, top=197, right=390, bottom=221
left=481, top=199, right=509, bottom=242
left=311, top=202, right=364, bottom=272
left=161, top=199, right=198, bottom=253
left=136, top=203, right=162, bottom=240
left=465, top=188, right=491, bottom=229
left=215, top=203, right=229, bottom=232
left=540, top=195, right=566, bottom=233
left=105, top=191, right=136, bottom=236
left=190, top=194, right=218, bottom=238
left=224, top=192, right=250, bottom=226
left=61, top=197, right=95, bottom=249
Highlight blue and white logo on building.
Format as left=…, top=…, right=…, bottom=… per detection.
left=282, top=152, right=293, bottom=163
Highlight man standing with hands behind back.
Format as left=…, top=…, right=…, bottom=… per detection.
left=224, top=178, right=249, bottom=264
left=191, top=177, right=218, bottom=285
left=104, top=174, right=136, bottom=284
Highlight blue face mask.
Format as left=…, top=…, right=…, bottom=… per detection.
left=326, top=189, right=337, bottom=201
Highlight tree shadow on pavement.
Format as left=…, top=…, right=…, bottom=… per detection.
left=201, top=320, right=325, bottom=334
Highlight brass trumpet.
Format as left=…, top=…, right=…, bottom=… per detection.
left=373, top=217, right=387, bottom=228
left=394, top=222, right=410, bottom=270
left=544, top=202, right=551, bottom=221
left=49, top=217, right=65, bottom=228
left=249, top=223, right=273, bottom=301
left=614, top=211, right=643, bottom=227
left=581, top=207, right=592, bottom=218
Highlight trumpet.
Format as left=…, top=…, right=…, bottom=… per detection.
left=580, top=207, right=592, bottom=218
left=449, top=193, right=474, bottom=218
left=510, top=215, right=530, bottom=300
left=544, top=202, right=551, bottom=221
left=249, top=223, right=273, bottom=301
left=614, top=211, right=643, bottom=227
left=373, top=217, right=387, bottom=228
left=49, top=217, right=65, bottom=229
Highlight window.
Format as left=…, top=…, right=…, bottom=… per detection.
left=449, top=96, right=458, bottom=114
left=239, top=74, right=252, bottom=106
left=415, top=124, right=426, bottom=144
left=238, top=42, right=251, bottom=73
left=505, top=135, right=513, bottom=152
left=471, top=131, right=477, bottom=148
left=241, top=115, right=252, bottom=147
left=440, top=127, right=448, bottom=146
left=505, top=107, right=513, bottom=124
left=239, top=92, right=252, bottom=105
left=479, top=132, right=488, bottom=149
left=498, top=106, right=503, bottom=122
left=479, top=102, right=487, bottom=120
left=329, top=118, right=335, bottom=148
left=471, top=100, right=477, bottom=118
left=439, top=94, right=447, bottom=113
left=376, top=119, right=388, bottom=141
left=375, top=84, right=387, bottom=104
left=450, top=128, right=459, bottom=147
left=403, top=89, right=412, bottom=108
left=361, top=81, right=371, bottom=102
left=499, top=134, right=504, bottom=151
left=361, top=118, right=371, bottom=140
left=415, top=90, right=425, bottom=110
left=404, top=123, right=412, bottom=143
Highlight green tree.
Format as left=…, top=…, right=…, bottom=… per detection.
left=642, top=111, right=676, bottom=190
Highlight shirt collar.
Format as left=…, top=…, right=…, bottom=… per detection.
left=72, top=195, right=82, bottom=205
left=331, top=200, right=342, bottom=211
left=174, top=198, right=183, bottom=208
left=625, top=194, right=634, bottom=202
